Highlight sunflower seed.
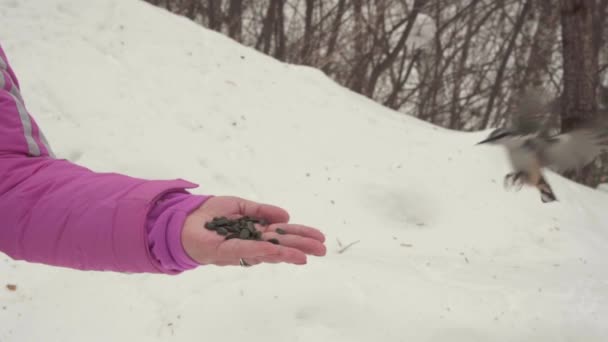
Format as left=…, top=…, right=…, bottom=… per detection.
left=225, top=233, right=240, bottom=240
left=240, top=229, right=251, bottom=239
left=213, top=217, right=231, bottom=227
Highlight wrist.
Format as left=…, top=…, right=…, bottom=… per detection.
left=147, top=191, right=212, bottom=272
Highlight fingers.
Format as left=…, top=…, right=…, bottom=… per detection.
left=236, top=197, right=290, bottom=224
left=261, top=232, right=326, bottom=256
left=255, top=246, right=307, bottom=264
left=218, top=239, right=307, bottom=265
left=265, top=224, right=326, bottom=242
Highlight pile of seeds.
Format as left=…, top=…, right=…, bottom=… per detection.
left=204, top=216, right=285, bottom=244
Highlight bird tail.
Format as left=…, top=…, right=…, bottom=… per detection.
left=537, top=175, right=557, bottom=203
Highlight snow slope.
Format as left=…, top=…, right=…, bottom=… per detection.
left=1, top=0, right=608, bottom=341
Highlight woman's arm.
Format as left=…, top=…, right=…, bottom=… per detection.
left=0, top=44, right=209, bottom=274
left=0, top=44, right=326, bottom=273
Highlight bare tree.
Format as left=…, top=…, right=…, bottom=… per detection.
left=365, top=0, right=425, bottom=98
left=273, top=0, right=286, bottom=61
left=255, top=0, right=286, bottom=60
left=185, top=0, right=199, bottom=20
left=559, top=0, right=605, bottom=186
left=560, top=0, right=598, bottom=131
left=502, top=0, right=560, bottom=129
left=227, top=0, right=243, bottom=41
left=301, top=0, right=316, bottom=65
left=348, top=0, right=368, bottom=93
left=323, top=0, right=348, bottom=74
left=523, top=1, right=560, bottom=90
left=449, top=0, right=480, bottom=129
left=207, top=0, right=223, bottom=32
left=145, top=0, right=608, bottom=186
left=482, top=0, right=532, bottom=128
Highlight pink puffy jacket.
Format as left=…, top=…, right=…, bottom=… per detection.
left=0, top=43, right=209, bottom=275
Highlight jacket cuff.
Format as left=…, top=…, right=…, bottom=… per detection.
left=147, top=191, right=212, bottom=273
left=113, top=179, right=201, bottom=274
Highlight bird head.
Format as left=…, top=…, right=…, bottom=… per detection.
left=476, top=128, right=516, bottom=145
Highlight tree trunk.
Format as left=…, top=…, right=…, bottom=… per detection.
left=504, top=0, right=559, bottom=128
left=560, top=0, right=603, bottom=186
left=593, top=0, right=607, bottom=60
left=186, top=0, right=199, bottom=20
left=301, top=0, right=315, bottom=65
left=481, top=0, right=532, bottom=128
left=273, top=0, right=286, bottom=61
left=559, top=0, right=597, bottom=131
left=349, top=0, right=367, bottom=93
left=227, top=0, right=243, bottom=41
left=449, top=0, right=480, bottom=129
left=256, top=0, right=277, bottom=54
left=323, top=0, right=347, bottom=73
left=417, top=0, right=441, bottom=121
left=208, top=0, right=223, bottom=32
left=522, top=0, right=560, bottom=90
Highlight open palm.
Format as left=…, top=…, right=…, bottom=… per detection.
left=181, top=196, right=326, bottom=267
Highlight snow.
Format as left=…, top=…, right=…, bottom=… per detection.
left=1, top=0, right=608, bottom=341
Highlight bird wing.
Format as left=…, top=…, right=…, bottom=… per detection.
left=510, top=87, right=559, bottom=136
left=540, top=122, right=608, bottom=172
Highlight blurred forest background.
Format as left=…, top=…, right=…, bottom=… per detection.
left=144, top=0, right=608, bottom=187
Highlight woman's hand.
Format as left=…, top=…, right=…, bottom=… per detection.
left=181, top=196, right=326, bottom=267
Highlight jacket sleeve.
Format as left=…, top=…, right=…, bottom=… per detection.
left=0, top=44, right=208, bottom=274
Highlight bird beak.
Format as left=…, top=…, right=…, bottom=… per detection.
left=476, top=134, right=499, bottom=145
left=476, top=137, right=491, bottom=145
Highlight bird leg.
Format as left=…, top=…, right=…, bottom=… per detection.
left=504, top=171, right=526, bottom=191
left=537, top=176, right=557, bottom=203
left=503, top=173, right=515, bottom=190
left=504, top=171, right=558, bottom=202
left=512, top=172, right=526, bottom=191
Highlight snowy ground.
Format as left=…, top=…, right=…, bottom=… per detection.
left=1, top=1, right=608, bottom=341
